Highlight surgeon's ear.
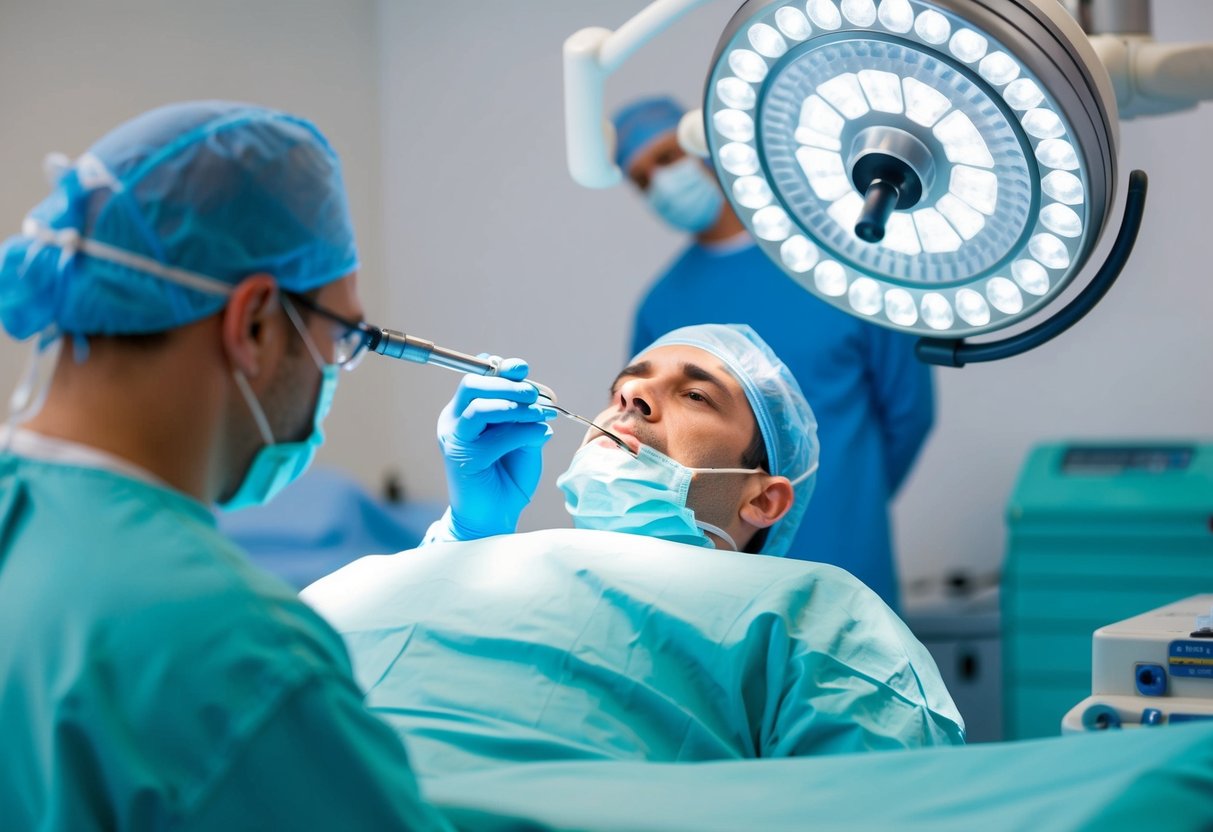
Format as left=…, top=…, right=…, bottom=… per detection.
left=222, top=274, right=280, bottom=377
left=739, top=476, right=794, bottom=530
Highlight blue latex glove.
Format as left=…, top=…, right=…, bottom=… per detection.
left=437, top=357, right=557, bottom=540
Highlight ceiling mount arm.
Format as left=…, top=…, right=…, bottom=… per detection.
left=563, top=0, right=716, bottom=188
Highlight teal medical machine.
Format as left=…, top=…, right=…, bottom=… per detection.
left=1003, top=442, right=1213, bottom=739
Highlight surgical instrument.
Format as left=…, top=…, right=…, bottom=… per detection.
left=543, top=401, right=637, bottom=457
left=368, top=328, right=558, bottom=401
left=368, top=327, right=636, bottom=455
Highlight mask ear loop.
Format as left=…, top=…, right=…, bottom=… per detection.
left=694, top=520, right=740, bottom=552
left=232, top=370, right=276, bottom=446
left=3, top=329, right=62, bottom=451
left=682, top=460, right=765, bottom=553
left=691, top=461, right=819, bottom=552
left=231, top=294, right=331, bottom=451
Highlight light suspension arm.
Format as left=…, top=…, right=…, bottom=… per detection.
left=564, top=0, right=716, bottom=188
left=1090, top=36, right=1213, bottom=119
left=1067, top=0, right=1213, bottom=119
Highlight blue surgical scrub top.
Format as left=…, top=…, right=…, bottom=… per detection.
left=632, top=240, right=934, bottom=608
left=0, top=452, right=448, bottom=831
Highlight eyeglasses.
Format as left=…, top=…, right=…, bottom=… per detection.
left=283, top=292, right=377, bottom=371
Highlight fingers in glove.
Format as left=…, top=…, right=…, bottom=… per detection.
left=450, top=373, right=538, bottom=416
left=495, top=356, right=530, bottom=382
left=453, top=398, right=558, bottom=442
left=449, top=421, right=554, bottom=470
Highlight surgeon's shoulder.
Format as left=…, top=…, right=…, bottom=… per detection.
left=113, top=504, right=356, bottom=687
left=57, top=487, right=383, bottom=815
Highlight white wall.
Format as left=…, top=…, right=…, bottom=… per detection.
left=378, top=1, right=1213, bottom=590
left=0, top=0, right=396, bottom=490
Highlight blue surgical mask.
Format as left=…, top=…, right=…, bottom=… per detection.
left=556, top=442, right=761, bottom=551
left=221, top=297, right=339, bottom=510
left=646, top=157, right=725, bottom=234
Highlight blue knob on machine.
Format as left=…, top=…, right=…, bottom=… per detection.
left=1141, top=708, right=1164, bottom=726
left=1135, top=663, right=1167, bottom=696
left=1082, top=704, right=1122, bottom=731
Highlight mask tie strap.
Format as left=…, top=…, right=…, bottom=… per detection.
left=20, top=218, right=234, bottom=299
left=788, top=461, right=819, bottom=487
left=4, top=329, right=62, bottom=451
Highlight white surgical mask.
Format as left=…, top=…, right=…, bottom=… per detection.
left=556, top=442, right=761, bottom=551
left=646, top=157, right=725, bottom=234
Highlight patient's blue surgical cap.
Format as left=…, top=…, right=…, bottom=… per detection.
left=612, top=96, right=685, bottom=172
left=0, top=100, right=358, bottom=339
left=636, top=323, right=819, bottom=557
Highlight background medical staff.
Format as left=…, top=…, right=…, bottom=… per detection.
left=0, top=102, right=450, bottom=829
left=613, top=96, right=934, bottom=609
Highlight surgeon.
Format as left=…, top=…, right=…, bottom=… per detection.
left=611, top=96, right=935, bottom=609
left=303, top=324, right=964, bottom=780
left=0, top=102, right=450, bottom=829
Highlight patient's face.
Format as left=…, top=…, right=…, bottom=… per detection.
left=583, top=345, right=758, bottom=469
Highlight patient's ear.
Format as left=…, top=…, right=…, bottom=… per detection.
left=739, top=476, right=794, bottom=529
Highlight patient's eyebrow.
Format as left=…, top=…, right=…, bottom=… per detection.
left=681, top=362, right=735, bottom=403
left=611, top=361, right=651, bottom=394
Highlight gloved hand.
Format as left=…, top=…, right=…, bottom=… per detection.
left=436, top=357, right=557, bottom=541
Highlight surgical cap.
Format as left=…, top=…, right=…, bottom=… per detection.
left=612, top=96, right=684, bottom=172
left=0, top=100, right=357, bottom=339
left=636, top=323, right=819, bottom=557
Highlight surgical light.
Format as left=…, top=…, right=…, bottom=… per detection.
left=564, top=0, right=1161, bottom=366
left=706, top=0, right=1128, bottom=360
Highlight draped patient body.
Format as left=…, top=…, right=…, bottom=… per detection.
left=303, top=528, right=965, bottom=780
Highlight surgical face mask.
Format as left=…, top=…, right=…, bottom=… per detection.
left=556, top=442, right=761, bottom=551
left=221, top=298, right=338, bottom=510
left=646, top=157, right=724, bottom=234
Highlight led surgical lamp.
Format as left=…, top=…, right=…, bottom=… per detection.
left=566, top=0, right=1211, bottom=365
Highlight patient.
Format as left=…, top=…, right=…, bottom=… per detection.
left=303, top=324, right=964, bottom=781
left=424, top=323, right=819, bottom=557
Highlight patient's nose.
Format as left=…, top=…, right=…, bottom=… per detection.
left=617, top=380, right=654, bottom=418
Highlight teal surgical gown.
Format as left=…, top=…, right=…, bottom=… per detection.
left=632, top=241, right=934, bottom=608
left=303, top=529, right=965, bottom=783
left=0, top=452, right=449, bottom=830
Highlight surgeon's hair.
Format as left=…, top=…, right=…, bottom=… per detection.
left=101, top=331, right=171, bottom=350
left=739, top=425, right=771, bottom=554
